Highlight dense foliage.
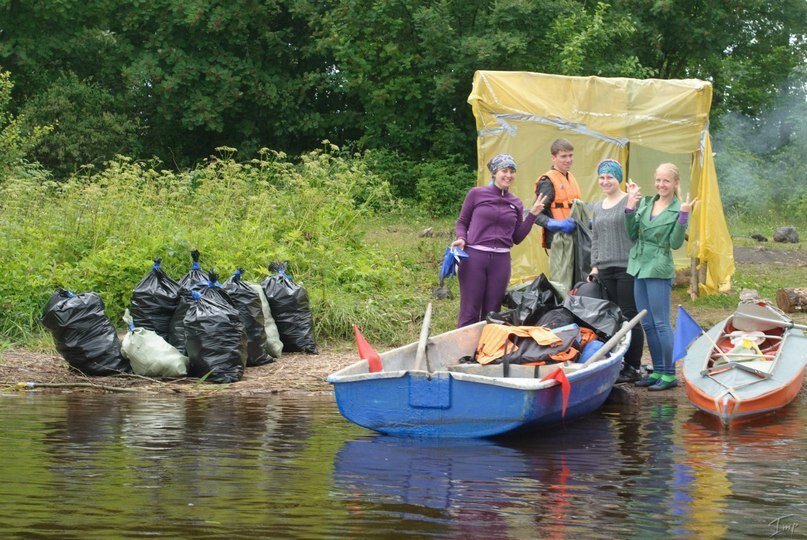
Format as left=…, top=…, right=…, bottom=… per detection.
left=0, top=147, right=458, bottom=344
left=1, top=0, right=803, bottom=171
left=0, top=71, right=49, bottom=177
left=0, top=1, right=805, bottom=348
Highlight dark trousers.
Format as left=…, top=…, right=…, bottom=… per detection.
left=597, top=266, right=644, bottom=369
left=457, top=247, right=511, bottom=328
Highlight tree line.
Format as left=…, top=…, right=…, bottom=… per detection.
left=0, top=0, right=804, bottom=179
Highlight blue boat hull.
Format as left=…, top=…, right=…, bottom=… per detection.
left=331, top=355, right=622, bottom=438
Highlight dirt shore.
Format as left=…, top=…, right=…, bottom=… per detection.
left=0, top=346, right=695, bottom=402
left=0, top=348, right=355, bottom=396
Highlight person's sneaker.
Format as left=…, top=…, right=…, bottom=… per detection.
left=634, top=375, right=661, bottom=387
left=616, top=366, right=641, bottom=383
left=647, top=378, right=678, bottom=391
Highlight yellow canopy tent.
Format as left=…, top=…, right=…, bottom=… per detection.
left=467, top=71, right=734, bottom=294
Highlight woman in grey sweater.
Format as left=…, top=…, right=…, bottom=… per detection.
left=588, top=159, right=644, bottom=382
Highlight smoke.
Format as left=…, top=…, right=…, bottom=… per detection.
left=712, top=68, right=807, bottom=217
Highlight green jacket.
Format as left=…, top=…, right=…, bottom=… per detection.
left=625, top=195, right=687, bottom=279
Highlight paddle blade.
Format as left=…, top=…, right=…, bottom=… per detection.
left=353, top=325, right=383, bottom=373
left=540, top=367, right=571, bottom=417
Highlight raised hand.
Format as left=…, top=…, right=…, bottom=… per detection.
left=530, top=193, right=548, bottom=215
left=680, top=192, right=699, bottom=213
left=625, top=179, right=641, bottom=209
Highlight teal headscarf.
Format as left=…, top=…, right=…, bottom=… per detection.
left=597, top=159, right=623, bottom=182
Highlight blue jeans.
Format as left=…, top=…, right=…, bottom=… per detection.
left=634, top=278, right=674, bottom=376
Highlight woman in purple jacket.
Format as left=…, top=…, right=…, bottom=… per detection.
left=451, top=154, right=547, bottom=327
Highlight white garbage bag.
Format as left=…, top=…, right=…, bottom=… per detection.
left=122, top=310, right=189, bottom=377
left=249, top=283, right=283, bottom=359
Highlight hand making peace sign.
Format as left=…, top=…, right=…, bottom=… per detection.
left=680, top=192, right=698, bottom=213
left=530, top=193, right=549, bottom=215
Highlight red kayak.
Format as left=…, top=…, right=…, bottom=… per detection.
left=682, top=300, right=806, bottom=424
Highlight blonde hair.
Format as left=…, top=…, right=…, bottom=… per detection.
left=656, top=162, right=681, bottom=199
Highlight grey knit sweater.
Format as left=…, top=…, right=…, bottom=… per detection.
left=589, top=196, right=634, bottom=270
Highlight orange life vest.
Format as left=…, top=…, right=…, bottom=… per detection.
left=535, top=169, right=581, bottom=248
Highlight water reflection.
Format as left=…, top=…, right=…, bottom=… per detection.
left=334, top=436, right=529, bottom=509
left=0, top=394, right=803, bottom=538
left=332, top=416, right=625, bottom=538
left=676, top=405, right=805, bottom=538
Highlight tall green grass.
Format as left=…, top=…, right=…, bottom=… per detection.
left=4, top=146, right=804, bottom=351
left=0, top=146, right=459, bottom=348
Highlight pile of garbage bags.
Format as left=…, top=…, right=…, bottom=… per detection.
left=481, top=274, right=624, bottom=365
left=41, top=252, right=318, bottom=383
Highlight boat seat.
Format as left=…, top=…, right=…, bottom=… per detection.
left=447, top=362, right=584, bottom=378
left=712, top=330, right=779, bottom=366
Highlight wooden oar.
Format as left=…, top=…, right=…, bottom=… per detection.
left=580, top=310, right=647, bottom=367
left=414, top=303, right=433, bottom=373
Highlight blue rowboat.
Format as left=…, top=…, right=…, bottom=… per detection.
left=327, top=318, right=633, bottom=438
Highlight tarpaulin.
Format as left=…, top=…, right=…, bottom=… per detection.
left=468, top=71, right=734, bottom=293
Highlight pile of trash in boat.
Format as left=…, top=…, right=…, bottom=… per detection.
left=41, top=251, right=317, bottom=383
left=472, top=274, right=623, bottom=367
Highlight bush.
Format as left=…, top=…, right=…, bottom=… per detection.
left=362, top=148, right=419, bottom=199
left=19, top=73, right=142, bottom=178
left=0, top=147, right=424, bottom=344
left=414, top=156, right=474, bottom=217
left=0, top=69, right=51, bottom=179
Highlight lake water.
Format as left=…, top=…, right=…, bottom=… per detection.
left=0, top=393, right=803, bottom=538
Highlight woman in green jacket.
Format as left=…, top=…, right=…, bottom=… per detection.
left=625, top=163, right=697, bottom=391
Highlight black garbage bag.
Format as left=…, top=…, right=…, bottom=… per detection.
left=568, top=276, right=608, bottom=299
left=486, top=309, right=517, bottom=325
left=178, top=250, right=207, bottom=289
left=130, top=258, right=180, bottom=340
left=42, top=289, right=131, bottom=375
left=261, top=262, right=318, bottom=354
left=501, top=274, right=562, bottom=326
left=184, top=289, right=247, bottom=383
left=536, top=307, right=577, bottom=329
left=562, top=294, right=623, bottom=340
left=573, top=219, right=592, bottom=286
left=223, top=269, right=274, bottom=366
left=168, top=250, right=211, bottom=354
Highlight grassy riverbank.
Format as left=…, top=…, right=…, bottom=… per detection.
left=1, top=221, right=806, bottom=395
left=3, top=208, right=807, bottom=352
left=1, top=149, right=806, bottom=394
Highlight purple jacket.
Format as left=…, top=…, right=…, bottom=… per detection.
left=456, top=184, right=537, bottom=249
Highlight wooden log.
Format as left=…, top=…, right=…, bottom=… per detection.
left=776, top=288, right=807, bottom=313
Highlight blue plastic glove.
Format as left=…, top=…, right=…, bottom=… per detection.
left=439, top=246, right=469, bottom=281
left=546, top=218, right=577, bottom=234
